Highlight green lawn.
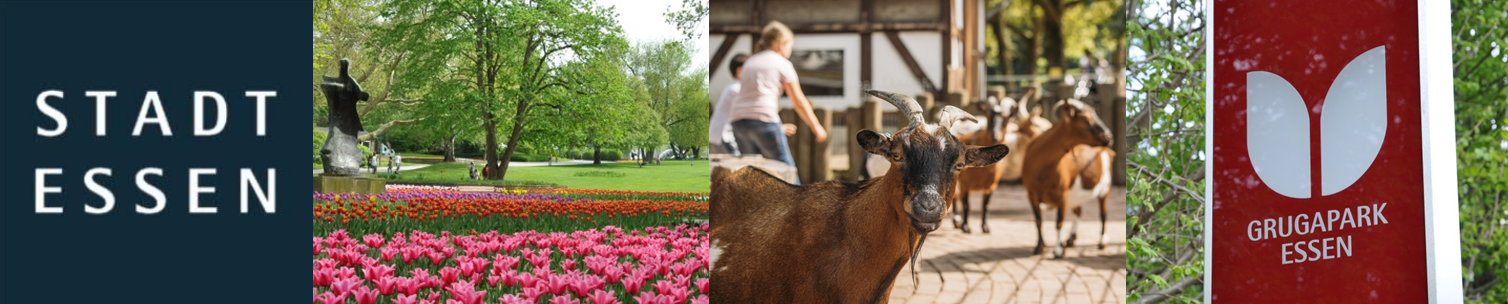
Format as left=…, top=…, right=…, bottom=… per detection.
left=377, top=160, right=709, bottom=193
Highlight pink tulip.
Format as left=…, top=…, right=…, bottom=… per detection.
left=522, top=287, right=547, bottom=303
left=365, top=264, right=395, bottom=280
left=498, top=295, right=530, bottom=304
left=632, top=291, right=661, bottom=304
left=690, top=295, right=709, bottom=304
left=398, top=277, right=423, bottom=295
left=375, top=276, right=399, bottom=295
left=331, top=277, right=361, bottom=297
left=622, top=275, right=645, bottom=295
left=695, top=278, right=708, bottom=295
left=445, top=280, right=486, bottom=304
left=546, top=274, right=571, bottom=295
left=586, top=290, right=620, bottom=304
left=313, top=269, right=334, bottom=286
left=439, top=267, right=460, bottom=285
left=549, top=294, right=582, bottom=304
left=493, top=254, right=521, bottom=271
left=364, top=234, right=386, bottom=248
left=391, top=294, right=418, bottom=304
left=516, top=273, right=539, bottom=288
left=352, top=286, right=379, bottom=304
left=316, top=291, right=346, bottom=304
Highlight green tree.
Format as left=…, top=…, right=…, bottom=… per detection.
left=666, top=0, right=707, bottom=41
left=1453, top=0, right=1508, bottom=302
left=373, top=0, right=628, bottom=181
left=627, top=40, right=706, bottom=160
left=1125, top=0, right=1205, bottom=303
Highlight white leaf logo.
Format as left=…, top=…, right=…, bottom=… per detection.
left=1246, top=46, right=1386, bottom=199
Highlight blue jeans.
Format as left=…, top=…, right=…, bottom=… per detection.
left=731, top=119, right=800, bottom=185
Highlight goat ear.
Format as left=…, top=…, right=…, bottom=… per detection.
left=963, top=144, right=1010, bottom=168
left=856, top=130, right=893, bottom=156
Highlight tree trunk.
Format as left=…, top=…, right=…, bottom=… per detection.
left=593, top=147, right=602, bottom=165
left=497, top=98, right=530, bottom=181
left=484, top=113, right=500, bottom=179
left=989, top=15, right=1014, bottom=91
left=1041, top=2, right=1066, bottom=84
left=442, top=135, right=457, bottom=162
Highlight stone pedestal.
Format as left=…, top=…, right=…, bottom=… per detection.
left=313, top=174, right=386, bottom=194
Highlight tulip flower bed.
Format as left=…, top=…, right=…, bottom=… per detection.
left=313, top=224, right=709, bottom=304
left=313, top=189, right=708, bottom=236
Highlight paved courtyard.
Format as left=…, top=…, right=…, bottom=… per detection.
left=890, top=184, right=1127, bottom=304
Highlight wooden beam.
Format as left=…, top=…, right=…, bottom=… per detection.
left=710, top=22, right=948, bottom=34
left=710, top=34, right=740, bottom=76
left=941, top=0, right=953, bottom=95
left=883, top=31, right=938, bottom=95
left=861, top=33, right=872, bottom=90
left=861, top=0, right=874, bottom=89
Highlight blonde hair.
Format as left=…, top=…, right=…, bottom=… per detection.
left=756, top=21, right=793, bottom=52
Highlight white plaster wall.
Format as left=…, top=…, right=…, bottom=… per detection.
left=870, top=31, right=944, bottom=101
left=708, top=34, right=753, bottom=107
left=788, top=34, right=862, bottom=110
left=711, top=32, right=946, bottom=112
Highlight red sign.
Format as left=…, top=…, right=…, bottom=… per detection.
left=1210, top=0, right=1427, bottom=302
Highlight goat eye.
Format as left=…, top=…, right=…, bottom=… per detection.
left=954, top=163, right=965, bottom=170
left=891, top=154, right=902, bottom=162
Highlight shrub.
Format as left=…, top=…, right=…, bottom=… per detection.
left=313, top=129, right=327, bottom=164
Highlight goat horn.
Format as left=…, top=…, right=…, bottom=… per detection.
left=935, top=106, right=977, bottom=130
left=865, top=90, right=926, bottom=129
left=1052, top=99, right=1090, bottom=117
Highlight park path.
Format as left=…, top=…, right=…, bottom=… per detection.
left=889, top=184, right=1127, bottom=304
left=312, top=163, right=430, bottom=175
left=311, top=159, right=606, bottom=175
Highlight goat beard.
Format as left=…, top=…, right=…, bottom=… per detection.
left=909, top=231, right=928, bottom=287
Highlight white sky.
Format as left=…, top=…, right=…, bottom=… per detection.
left=594, top=0, right=709, bottom=70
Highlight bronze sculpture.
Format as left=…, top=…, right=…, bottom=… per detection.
left=318, top=58, right=370, bottom=176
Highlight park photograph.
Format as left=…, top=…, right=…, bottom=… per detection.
left=312, top=0, right=712, bottom=303
left=705, top=0, right=1129, bottom=303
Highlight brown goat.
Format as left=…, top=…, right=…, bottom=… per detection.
left=710, top=90, right=1010, bottom=303
left=1020, top=99, right=1114, bottom=259
left=951, top=90, right=1052, bottom=233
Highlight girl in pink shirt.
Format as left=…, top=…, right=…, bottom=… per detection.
left=728, top=21, right=827, bottom=185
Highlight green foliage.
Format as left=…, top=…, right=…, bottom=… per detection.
left=508, top=151, right=551, bottom=162
left=666, top=0, right=707, bottom=41
left=314, top=128, right=328, bottom=165
left=1453, top=0, right=1508, bottom=302
left=628, top=40, right=705, bottom=152
left=1126, top=0, right=1205, bottom=303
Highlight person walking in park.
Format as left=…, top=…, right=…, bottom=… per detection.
left=368, top=153, right=378, bottom=174
left=469, top=162, right=478, bottom=180
left=710, top=53, right=750, bottom=156
left=393, top=154, right=402, bottom=174
left=728, top=21, right=826, bottom=185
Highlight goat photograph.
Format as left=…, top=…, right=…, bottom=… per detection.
left=707, top=0, right=1128, bottom=301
